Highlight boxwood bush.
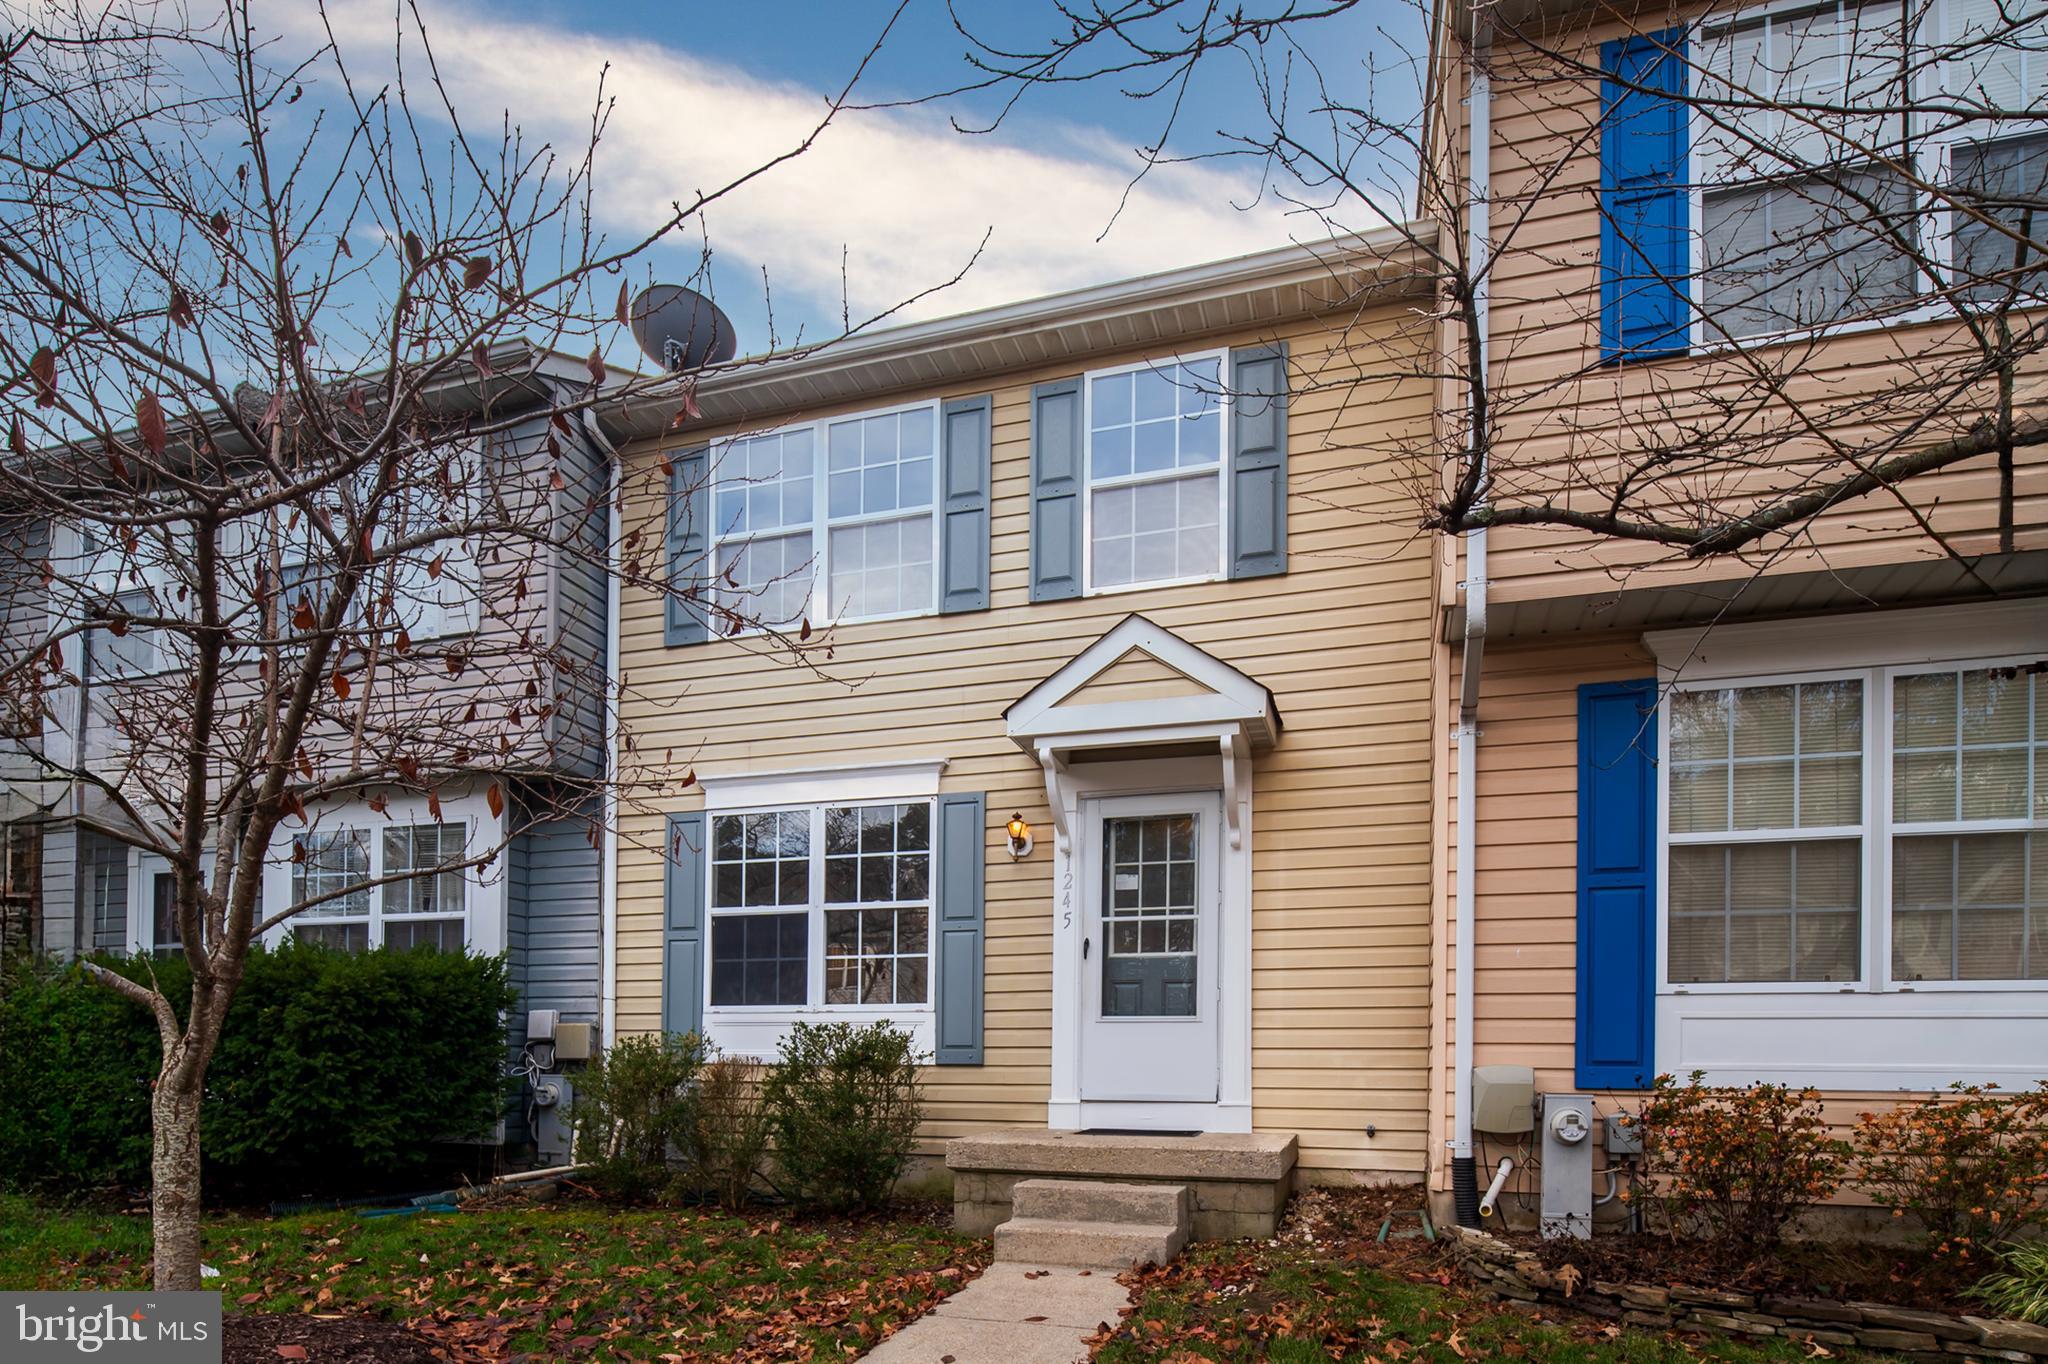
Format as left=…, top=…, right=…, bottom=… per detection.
left=0, top=940, right=516, bottom=1200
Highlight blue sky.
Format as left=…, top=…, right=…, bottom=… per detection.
left=288, top=1, right=1424, bottom=358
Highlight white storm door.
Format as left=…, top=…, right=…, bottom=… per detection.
left=1077, top=791, right=1222, bottom=1105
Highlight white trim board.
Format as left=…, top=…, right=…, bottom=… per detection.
left=696, top=758, right=948, bottom=810
left=1007, top=614, right=1280, bottom=749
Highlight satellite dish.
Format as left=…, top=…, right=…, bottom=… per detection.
left=628, top=284, right=738, bottom=373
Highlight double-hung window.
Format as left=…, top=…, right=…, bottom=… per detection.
left=707, top=801, right=933, bottom=1014
left=1664, top=660, right=2047, bottom=988
left=290, top=821, right=469, bottom=953
left=1685, top=0, right=2048, bottom=340
left=1083, top=353, right=1226, bottom=592
left=708, top=404, right=939, bottom=629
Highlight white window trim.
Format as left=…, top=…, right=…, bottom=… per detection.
left=258, top=785, right=506, bottom=958
left=1644, top=601, right=2048, bottom=1088
left=1683, top=0, right=2048, bottom=353
left=699, top=791, right=938, bottom=1057
left=1080, top=348, right=1232, bottom=598
left=706, top=398, right=943, bottom=633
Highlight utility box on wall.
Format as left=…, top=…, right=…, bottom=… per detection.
left=1472, top=1065, right=1536, bottom=1134
left=1538, top=1092, right=1594, bottom=1239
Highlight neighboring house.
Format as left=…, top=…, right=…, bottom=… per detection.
left=1426, top=0, right=2048, bottom=1224
left=10, top=344, right=614, bottom=1073
left=603, top=233, right=1446, bottom=1199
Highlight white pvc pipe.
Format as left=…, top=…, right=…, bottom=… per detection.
left=1479, top=1156, right=1514, bottom=1219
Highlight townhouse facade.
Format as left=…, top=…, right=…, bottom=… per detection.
left=604, top=237, right=1446, bottom=1186
left=1425, top=0, right=2048, bottom=1220
left=11, top=346, right=617, bottom=1061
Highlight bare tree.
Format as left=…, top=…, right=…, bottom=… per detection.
left=0, top=0, right=942, bottom=1290
left=935, top=0, right=2046, bottom=578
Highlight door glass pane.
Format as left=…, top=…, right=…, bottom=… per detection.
left=1100, top=814, right=1199, bottom=1017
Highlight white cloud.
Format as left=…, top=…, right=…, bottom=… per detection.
left=293, top=0, right=1308, bottom=338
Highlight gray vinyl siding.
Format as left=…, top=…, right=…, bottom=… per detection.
left=511, top=815, right=603, bottom=1027
left=80, top=830, right=128, bottom=951
left=38, top=823, right=76, bottom=958
left=547, top=418, right=610, bottom=780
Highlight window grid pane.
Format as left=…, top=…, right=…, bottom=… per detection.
left=1669, top=839, right=1862, bottom=983
left=292, top=829, right=370, bottom=922
left=711, top=811, right=810, bottom=909
left=827, top=516, right=933, bottom=619
left=1893, top=668, right=2040, bottom=824
left=383, top=823, right=466, bottom=919
left=1670, top=680, right=1864, bottom=834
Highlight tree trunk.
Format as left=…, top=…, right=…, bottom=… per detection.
left=150, top=1062, right=206, bottom=1291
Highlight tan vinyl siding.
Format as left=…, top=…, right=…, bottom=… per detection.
left=1445, top=7, right=2048, bottom=605
left=614, top=310, right=1438, bottom=1179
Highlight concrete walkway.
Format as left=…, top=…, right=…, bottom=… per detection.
left=862, top=1263, right=1132, bottom=1364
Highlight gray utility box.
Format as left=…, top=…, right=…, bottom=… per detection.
left=1604, top=1110, right=1643, bottom=1156
left=533, top=1075, right=575, bottom=1166
left=1538, top=1092, right=1595, bottom=1240
left=1472, top=1064, right=1535, bottom=1134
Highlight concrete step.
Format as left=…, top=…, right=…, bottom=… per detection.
left=993, top=1215, right=1188, bottom=1268
left=1010, top=1178, right=1190, bottom=1228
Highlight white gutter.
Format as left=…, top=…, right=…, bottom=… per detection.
left=582, top=409, right=623, bottom=1051
left=1451, top=23, right=1492, bottom=1184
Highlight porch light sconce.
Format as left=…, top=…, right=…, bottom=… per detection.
left=1005, top=813, right=1034, bottom=860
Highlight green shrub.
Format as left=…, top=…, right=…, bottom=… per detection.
left=1973, top=1241, right=2048, bottom=1325
left=762, top=1021, right=923, bottom=1209
left=1855, top=1084, right=2048, bottom=1270
left=0, top=940, right=516, bottom=1199
left=678, top=1054, right=772, bottom=1211
left=572, top=1031, right=706, bottom=1202
left=1630, top=1072, right=1850, bottom=1269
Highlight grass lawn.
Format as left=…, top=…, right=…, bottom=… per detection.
left=1092, top=1191, right=1881, bottom=1364
left=0, top=1191, right=985, bottom=1361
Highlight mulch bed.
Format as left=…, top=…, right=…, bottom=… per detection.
left=1516, top=1222, right=1976, bottom=1314
left=223, top=1314, right=447, bottom=1364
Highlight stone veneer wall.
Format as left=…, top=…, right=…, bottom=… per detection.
left=1446, top=1226, right=2048, bottom=1362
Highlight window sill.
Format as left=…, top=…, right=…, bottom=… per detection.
left=1083, top=570, right=1226, bottom=599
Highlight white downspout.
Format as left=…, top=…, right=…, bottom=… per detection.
left=1451, top=16, right=1492, bottom=1225
left=583, top=409, right=623, bottom=1051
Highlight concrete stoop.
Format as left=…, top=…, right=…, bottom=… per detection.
left=948, top=1127, right=1297, bottom=1244
left=992, top=1179, right=1191, bottom=1268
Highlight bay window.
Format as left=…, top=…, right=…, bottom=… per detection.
left=708, top=403, right=938, bottom=629
left=707, top=800, right=933, bottom=1014
left=1665, top=661, right=2047, bottom=988
left=1084, top=353, right=1226, bottom=591
left=290, top=821, right=470, bottom=953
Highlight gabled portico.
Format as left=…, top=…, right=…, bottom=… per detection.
left=1004, top=615, right=1282, bottom=1135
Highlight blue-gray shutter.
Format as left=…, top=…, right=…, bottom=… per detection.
left=939, top=395, right=993, bottom=613
left=665, top=446, right=710, bottom=646
left=661, top=811, right=707, bottom=1037
left=1228, top=342, right=1289, bottom=579
left=1029, top=378, right=1083, bottom=601
left=933, top=791, right=986, bottom=1065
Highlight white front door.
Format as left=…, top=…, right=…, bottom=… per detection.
left=1077, top=791, right=1222, bottom=1106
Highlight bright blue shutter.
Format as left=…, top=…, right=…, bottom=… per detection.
left=1029, top=379, right=1083, bottom=601
left=1228, top=342, right=1288, bottom=579
left=662, top=811, right=707, bottom=1037
left=665, top=447, right=710, bottom=646
left=939, top=396, right=993, bottom=613
left=933, top=791, right=986, bottom=1065
left=1576, top=679, right=1659, bottom=1090
left=1600, top=29, right=1689, bottom=362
